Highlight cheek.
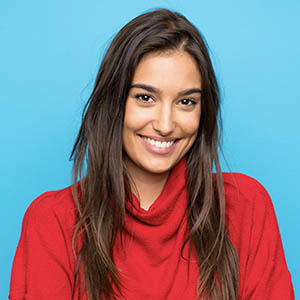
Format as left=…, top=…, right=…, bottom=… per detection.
left=179, top=111, right=201, bottom=136
left=123, top=102, right=153, bottom=132
left=122, top=103, right=149, bottom=149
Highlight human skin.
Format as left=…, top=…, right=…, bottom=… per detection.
left=122, top=51, right=202, bottom=210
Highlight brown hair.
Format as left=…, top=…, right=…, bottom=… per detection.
left=70, top=8, right=239, bottom=300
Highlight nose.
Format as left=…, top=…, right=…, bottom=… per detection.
left=152, top=102, right=175, bottom=136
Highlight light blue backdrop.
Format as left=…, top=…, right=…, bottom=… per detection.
left=1, top=0, right=299, bottom=298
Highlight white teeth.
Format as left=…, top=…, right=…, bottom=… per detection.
left=154, top=141, right=160, bottom=147
left=142, top=137, right=175, bottom=148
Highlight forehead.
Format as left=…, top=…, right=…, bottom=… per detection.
left=132, top=51, right=202, bottom=91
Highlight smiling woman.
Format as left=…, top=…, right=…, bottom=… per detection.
left=9, top=8, right=294, bottom=300
left=123, top=52, right=201, bottom=209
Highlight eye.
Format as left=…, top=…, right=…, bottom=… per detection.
left=135, top=94, right=154, bottom=103
left=178, top=98, right=196, bottom=106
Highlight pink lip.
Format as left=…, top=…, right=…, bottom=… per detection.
left=138, top=135, right=178, bottom=155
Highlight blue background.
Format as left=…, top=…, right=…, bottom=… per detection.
left=1, top=0, right=299, bottom=298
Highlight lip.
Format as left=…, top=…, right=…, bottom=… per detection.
left=138, top=134, right=179, bottom=155
left=138, top=134, right=178, bottom=142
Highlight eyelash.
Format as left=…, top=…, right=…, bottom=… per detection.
left=135, top=94, right=154, bottom=103
left=134, top=94, right=197, bottom=106
left=179, top=98, right=197, bottom=106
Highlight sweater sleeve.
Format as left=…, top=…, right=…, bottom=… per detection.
left=9, top=192, right=75, bottom=300
left=238, top=176, right=294, bottom=299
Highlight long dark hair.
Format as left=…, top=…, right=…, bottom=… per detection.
left=70, top=8, right=239, bottom=300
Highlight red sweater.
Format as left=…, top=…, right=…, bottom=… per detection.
left=9, top=159, right=294, bottom=299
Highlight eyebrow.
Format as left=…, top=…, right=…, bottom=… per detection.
left=131, top=83, right=202, bottom=96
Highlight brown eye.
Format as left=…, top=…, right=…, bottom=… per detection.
left=179, top=98, right=196, bottom=106
left=135, top=94, right=154, bottom=103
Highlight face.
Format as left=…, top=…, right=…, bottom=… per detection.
left=122, top=51, right=202, bottom=179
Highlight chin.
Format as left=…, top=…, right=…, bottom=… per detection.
left=147, top=168, right=170, bottom=175
left=143, top=161, right=174, bottom=175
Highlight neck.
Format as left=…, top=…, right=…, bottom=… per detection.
left=124, top=160, right=170, bottom=211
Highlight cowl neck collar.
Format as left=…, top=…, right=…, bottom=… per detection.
left=125, top=157, right=188, bottom=227
left=113, top=157, right=200, bottom=299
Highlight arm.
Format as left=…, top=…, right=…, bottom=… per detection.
left=239, top=177, right=294, bottom=299
left=9, top=192, right=75, bottom=300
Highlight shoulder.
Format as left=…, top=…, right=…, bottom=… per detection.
left=221, top=173, right=277, bottom=242
left=222, top=172, right=270, bottom=198
left=222, top=172, right=273, bottom=211
left=22, top=185, right=77, bottom=234
left=221, top=174, right=294, bottom=298
left=10, top=186, right=78, bottom=299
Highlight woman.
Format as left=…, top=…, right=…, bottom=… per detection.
left=9, top=8, right=294, bottom=300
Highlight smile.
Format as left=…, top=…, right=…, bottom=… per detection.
left=141, top=137, right=175, bottom=148
left=138, top=134, right=179, bottom=155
